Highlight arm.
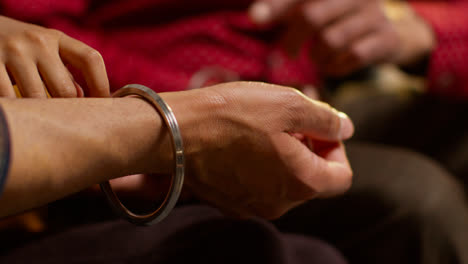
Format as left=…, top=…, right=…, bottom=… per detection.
left=0, top=82, right=353, bottom=219
left=0, top=96, right=171, bottom=217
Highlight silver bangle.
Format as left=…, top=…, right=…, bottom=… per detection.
left=100, top=84, right=185, bottom=226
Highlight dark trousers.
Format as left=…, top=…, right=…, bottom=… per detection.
left=277, top=142, right=468, bottom=264
left=323, top=93, right=468, bottom=264
left=338, top=94, right=468, bottom=184
left=2, top=142, right=467, bottom=264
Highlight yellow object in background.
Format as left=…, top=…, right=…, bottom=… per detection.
left=384, top=0, right=414, bottom=22
left=13, top=85, right=51, bottom=98
left=13, top=85, right=21, bottom=97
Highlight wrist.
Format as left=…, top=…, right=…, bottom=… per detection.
left=111, top=88, right=214, bottom=179
left=106, top=97, right=172, bottom=177
left=158, top=88, right=217, bottom=164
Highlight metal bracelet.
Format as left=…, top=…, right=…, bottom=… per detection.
left=100, top=84, right=184, bottom=226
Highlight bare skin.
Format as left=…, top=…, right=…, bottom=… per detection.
left=0, top=16, right=109, bottom=98
left=249, top=0, right=435, bottom=77
left=0, top=82, right=353, bottom=220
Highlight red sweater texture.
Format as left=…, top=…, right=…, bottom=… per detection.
left=1, top=0, right=467, bottom=97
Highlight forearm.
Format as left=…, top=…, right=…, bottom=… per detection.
left=0, top=81, right=355, bottom=221
left=0, top=97, right=172, bottom=217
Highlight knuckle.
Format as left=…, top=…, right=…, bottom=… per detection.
left=47, top=29, right=64, bottom=39
left=82, top=48, right=104, bottom=65
left=283, top=88, right=303, bottom=106
left=283, top=89, right=307, bottom=127
left=323, top=29, right=342, bottom=50
left=24, top=29, right=50, bottom=47
left=4, top=37, right=26, bottom=57
left=57, top=86, right=77, bottom=98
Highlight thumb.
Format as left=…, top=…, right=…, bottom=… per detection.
left=286, top=95, right=354, bottom=142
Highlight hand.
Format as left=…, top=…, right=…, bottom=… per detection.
left=0, top=16, right=109, bottom=98
left=0, top=82, right=351, bottom=218
left=160, top=82, right=354, bottom=219
left=249, top=0, right=435, bottom=77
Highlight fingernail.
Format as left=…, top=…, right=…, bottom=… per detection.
left=249, top=2, right=273, bottom=25
left=338, top=112, right=354, bottom=140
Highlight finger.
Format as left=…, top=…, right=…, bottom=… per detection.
left=0, top=65, right=15, bottom=98
left=273, top=134, right=351, bottom=200
left=66, top=71, right=85, bottom=98
left=59, top=34, right=110, bottom=97
left=328, top=27, right=398, bottom=75
left=249, top=0, right=304, bottom=25
left=312, top=140, right=349, bottom=164
left=74, top=80, right=85, bottom=98
left=294, top=140, right=352, bottom=197
left=320, top=4, right=385, bottom=51
left=310, top=142, right=353, bottom=197
left=37, top=54, right=77, bottom=98
left=350, top=27, right=399, bottom=65
left=302, top=0, right=359, bottom=29
left=7, top=60, right=47, bottom=98
left=287, top=94, right=354, bottom=141
left=324, top=25, right=398, bottom=77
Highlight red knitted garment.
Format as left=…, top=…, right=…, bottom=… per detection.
left=2, top=0, right=467, bottom=97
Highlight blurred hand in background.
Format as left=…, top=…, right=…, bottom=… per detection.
left=249, top=0, right=435, bottom=77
